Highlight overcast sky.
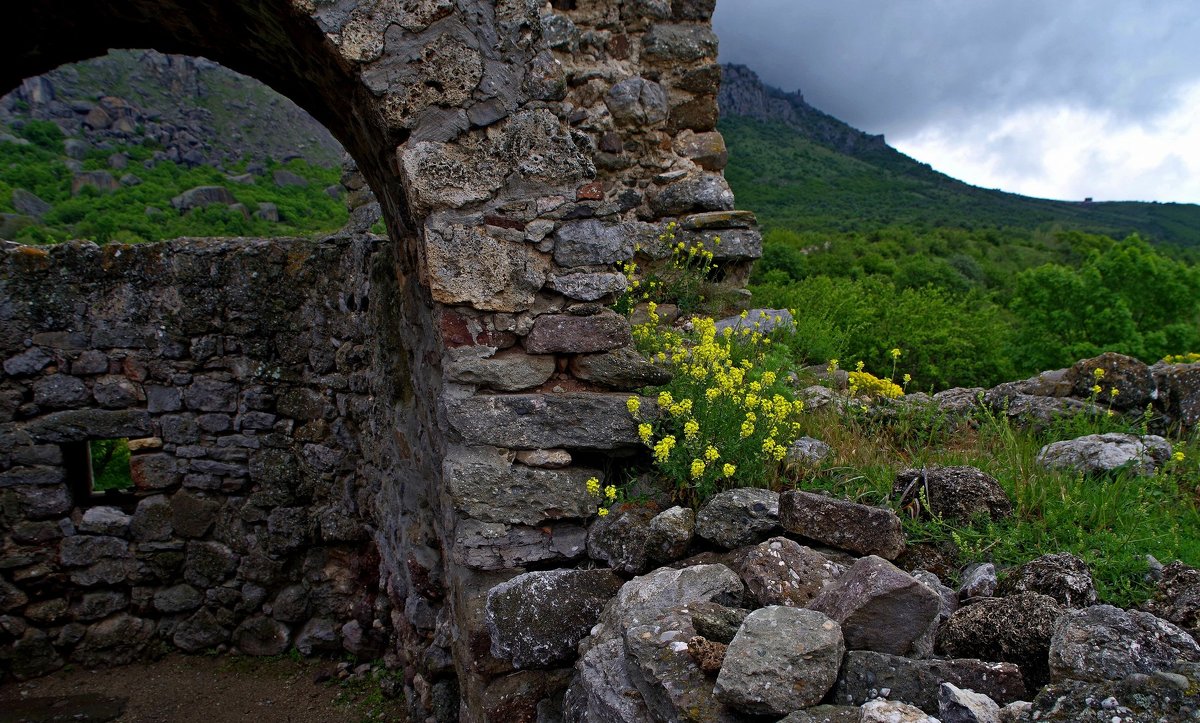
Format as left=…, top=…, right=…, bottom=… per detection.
left=713, top=0, right=1200, bottom=204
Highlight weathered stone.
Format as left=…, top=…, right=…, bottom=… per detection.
left=939, top=683, right=1001, bottom=723
left=445, top=392, right=645, bottom=449
left=130, top=453, right=180, bottom=491
left=77, top=506, right=130, bottom=537
left=808, top=555, right=941, bottom=656
left=513, top=449, right=572, bottom=468
left=547, top=272, right=628, bottom=301
left=0, top=465, right=65, bottom=487
left=649, top=173, right=734, bottom=216
left=732, top=536, right=838, bottom=607
left=623, top=607, right=739, bottom=722
left=1155, top=361, right=1200, bottom=428
left=486, top=569, right=622, bottom=668
left=959, top=563, right=998, bottom=600
left=1048, top=604, right=1200, bottom=683
left=982, top=389, right=1097, bottom=429
left=60, top=535, right=131, bottom=567
left=892, top=466, right=1013, bottom=522
left=1144, top=560, right=1200, bottom=637
left=562, top=636, right=653, bottom=722
left=1068, top=352, right=1156, bottom=411
left=32, top=374, right=90, bottom=408
left=860, top=699, right=938, bottom=723
left=3, top=347, right=52, bottom=376
left=72, top=614, right=155, bottom=666
left=424, top=224, right=549, bottom=312
left=154, top=583, right=203, bottom=613
left=444, top=445, right=600, bottom=526
left=452, top=519, right=587, bottom=571
left=93, top=375, right=143, bottom=408
left=269, top=584, right=309, bottom=624
left=673, top=130, right=728, bottom=171
left=130, top=495, right=173, bottom=541
left=694, top=487, right=779, bottom=549
left=780, top=489, right=905, bottom=560
left=295, top=617, right=340, bottom=655
left=1024, top=662, right=1200, bottom=721
left=606, top=76, right=669, bottom=126
left=0, top=577, right=29, bottom=612
left=552, top=219, right=638, bottom=267
left=174, top=605, right=229, bottom=648
left=1037, top=432, right=1172, bottom=475
left=524, top=311, right=631, bottom=354
left=714, top=606, right=844, bottom=715
left=937, top=592, right=1064, bottom=688
left=642, top=24, right=719, bottom=62
left=11, top=188, right=51, bottom=218
left=183, top=541, right=238, bottom=588
left=783, top=436, right=833, bottom=470
left=587, top=505, right=656, bottom=574
left=71, top=589, right=129, bottom=621
left=778, top=706, right=863, bottom=723
left=183, top=378, right=238, bottom=413
left=996, top=553, right=1097, bottom=608
left=645, top=506, right=694, bottom=564
left=445, top=347, right=556, bottom=391
left=233, top=615, right=290, bottom=656
left=831, top=651, right=1026, bottom=713
left=570, top=346, right=672, bottom=390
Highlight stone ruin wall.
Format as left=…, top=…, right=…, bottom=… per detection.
left=0, top=1, right=759, bottom=720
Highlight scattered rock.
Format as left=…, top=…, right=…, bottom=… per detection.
left=1143, top=560, right=1200, bottom=637
left=892, top=466, right=1012, bottom=522
left=1025, top=662, right=1200, bottom=721
left=785, top=436, right=832, bottom=468
left=1068, top=352, right=1156, bottom=411
left=486, top=569, right=622, bottom=668
left=807, top=555, right=942, bottom=656
left=939, top=682, right=1001, bottom=723
left=860, top=699, right=938, bottom=723
left=687, top=636, right=726, bottom=675
left=688, top=601, right=748, bottom=644
left=958, top=563, right=998, bottom=600
left=996, top=553, right=1097, bottom=608
left=831, top=650, right=1026, bottom=713
left=714, top=606, right=845, bottom=715
left=694, top=487, right=780, bottom=549
left=937, top=592, right=1064, bottom=688
left=731, top=536, right=838, bottom=607
left=779, top=489, right=905, bottom=560
left=1037, top=433, right=1172, bottom=475
left=645, top=506, right=694, bottom=564
left=587, top=506, right=657, bottom=574
left=170, top=185, right=237, bottom=211
left=1048, top=604, right=1200, bottom=683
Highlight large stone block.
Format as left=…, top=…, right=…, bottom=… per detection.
left=445, top=347, right=556, bottom=391
left=424, top=224, right=549, bottom=312
left=445, top=392, right=645, bottom=449
left=485, top=569, right=622, bottom=668
left=830, top=650, right=1027, bottom=713
left=779, top=489, right=905, bottom=559
left=452, top=519, right=587, bottom=571
left=443, top=445, right=600, bottom=526
left=23, top=409, right=150, bottom=443
left=523, top=311, right=631, bottom=354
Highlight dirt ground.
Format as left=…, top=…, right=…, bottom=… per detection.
left=0, top=654, right=408, bottom=723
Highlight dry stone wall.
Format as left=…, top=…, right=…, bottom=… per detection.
left=1, top=1, right=760, bottom=720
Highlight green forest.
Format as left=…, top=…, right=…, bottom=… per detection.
left=721, top=114, right=1200, bottom=390
left=0, top=119, right=346, bottom=245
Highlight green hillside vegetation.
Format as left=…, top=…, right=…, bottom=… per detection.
left=0, top=120, right=346, bottom=244
left=720, top=113, right=1200, bottom=390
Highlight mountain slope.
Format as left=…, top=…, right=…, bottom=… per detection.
left=718, top=64, right=1200, bottom=250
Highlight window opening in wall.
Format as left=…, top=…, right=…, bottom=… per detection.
left=90, top=438, right=133, bottom=493
left=62, top=438, right=137, bottom=504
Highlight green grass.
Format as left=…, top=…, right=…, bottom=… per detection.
left=90, top=438, right=133, bottom=492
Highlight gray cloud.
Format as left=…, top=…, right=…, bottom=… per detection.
left=713, top=0, right=1200, bottom=137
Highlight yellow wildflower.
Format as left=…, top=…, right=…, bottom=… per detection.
left=690, top=459, right=705, bottom=479
left=761, top=371, right=777, bottom=386
left=1110, top=387, right=1119, bottom=397
left=585, top=477, right=601, bottom=497
left=722, top=463, right=736, bottom=477
left=684, top=419, right=700, bottom=439
left=1092, top=384, right=1102, bottom=395
left=890, top=348, right=901, bottom=359
left=626, top=397, right=641, bottom=417
left=1094, top=368, right=1105, bottom=379
left=638, top=423, right=653, bottom=444
left=704, top=446, right=720, bottom=462
left=597, top=507, right=609, bottom=517
left=604, top=485, right=617, bottom=503
left=658, top=391, right=673, bottom=407
left=653, top=436, right=676, bottom=463
left=1173, top=451, right=1186, bottom=462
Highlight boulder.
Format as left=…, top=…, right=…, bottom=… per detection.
left=645, top=506, right=694, bottom=565
left=694, top=487, right=780, bottom=549
left=831, top=650, right=1026, bottom=713
left=1036, top=433, right=1171, bottom=475
left=996, top=553, right=1096, bottom=608
left=892, top=466, right=1013, bottom=522
left=486, top=569, right=623, bottom=668
left=1024, top=661, right=1200, bottom=721
left=72, top=614, right=155, bottom=666
left=688, top=601, right=748, bottom=644
left=11, top=189, right=51, bottom=218
left=731, top=537, right=839, bottom=607
left=1067, top=352, right=1156, bottom=411
left=562, top=636, right=653, bottom=722
left=232, top=615, right=290, bottom=656
left=958, top=563, right=998, bottom=600
left=587, top=506, right=657, bottom=574
left=648, top=173, right=734, bottom=216
left=807, top=555, right=941, bottom=656
left=714, top=606, right=845, bottom=715
left=1048, top=604, right=1200, bottom=683
left=779, top=489, right=905, bottom=560
left=937, top=592, right=1064, bottom=688
left=1154, top=360, right=1200, bottom=428
left=171, top=185, right=237, bottom=211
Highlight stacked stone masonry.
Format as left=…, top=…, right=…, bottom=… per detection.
left=1, top=1, right=763, bottom=721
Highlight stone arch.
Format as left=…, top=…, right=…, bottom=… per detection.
left=0, top=1, right=762, bottom=719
